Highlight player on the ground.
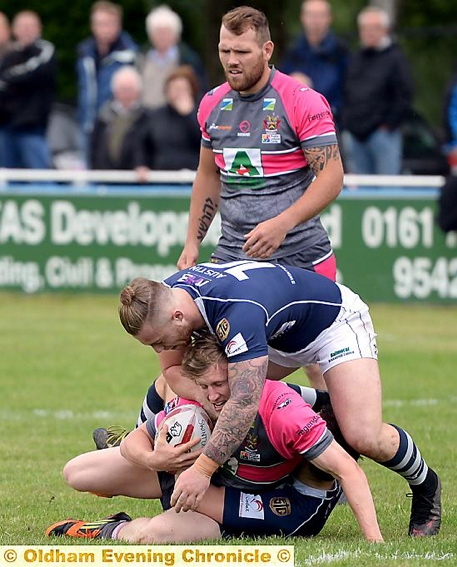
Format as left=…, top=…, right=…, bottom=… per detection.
left=117, top=260, right=441, bottom=538
left=47, top=333, right=382, bottom=543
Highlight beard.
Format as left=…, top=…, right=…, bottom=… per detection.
left=224, top=57, right=266, bottom=93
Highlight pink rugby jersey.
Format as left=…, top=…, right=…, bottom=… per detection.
left=213, top=380, right=333, bottom=491
left=198, top=68, right=338, bottom=263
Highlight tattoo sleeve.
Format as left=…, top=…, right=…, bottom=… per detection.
left=203, top=356, right=268, bottom=465
left=304, top=143, right=341, bottom=176
left=197, top=197, right=218, bottom=243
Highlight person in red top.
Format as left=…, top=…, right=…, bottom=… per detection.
left=46, top=333, right=382, bottom=543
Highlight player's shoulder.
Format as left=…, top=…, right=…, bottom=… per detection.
left=271, top=69, right=331, bottom=113
left=199, top=82, right=233, bottom=113
left=261, top=379, right=304, bottom=412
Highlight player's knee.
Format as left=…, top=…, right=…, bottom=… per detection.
left=134, top=519, right=170, bottom=544
left=62, top=459, right=80, bottom=489
left=343, top=431, right=383, bottom=458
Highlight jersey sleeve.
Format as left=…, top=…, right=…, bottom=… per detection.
left=293, top=86, right=338, bottom=149
left=197, top=84, right=231, bottom=148
left=261, top=381, right=332, bottom=460
left=213, top=303, right=269, bottom=362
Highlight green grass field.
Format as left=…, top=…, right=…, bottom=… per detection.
left=0, top=292, right=456, bottom=566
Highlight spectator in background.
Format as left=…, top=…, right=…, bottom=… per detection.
left=138, top=5, right=207, bottom=110
left=341, top=6, right=413, bottom=175
left=0, top=12, right=11, bottom=167
left=77, top=1, right=138, bottom=167
left=279, top=0, right=348, bottom=125
left=137, top=65, right=201, bottom=175
left=443, top=73, right=457, bottom=172
left=0, top=10, right=56, bottom=169
left=438, top=77, right=457, bottom=233
left=90, top=66, right=152, bottom=176
left=0, top=12, right=11, bottom=58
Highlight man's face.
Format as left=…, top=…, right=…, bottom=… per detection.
left=301, top=0, right=331, bottom=39
left=114, top=77, right=141, bottom=109
left=13, top=13, right=41, bottom=46
left=91, top=10, right=121, bottom=46
left=149, top=26, right=178, bottom=53
left=136, top=320, right=193, bottom=353
left=218, top=25, right=273, bottom=95
left=358, top=12, right=388, bottom=48
left=195, top=362, right=230, bottom=415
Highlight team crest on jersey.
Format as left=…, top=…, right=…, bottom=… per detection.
left=263, top=114, right=281, bottom=131
left=216, top=318, right=230, bottom=341
left=262, top=114, right=281, bottom=144
left=269, top=497, right=292, bottom=516
left=221, top=98, right=233, bottom=111
left=225, top=332, right=248, bottom=357
left=263, top=98, right=276, bottom=111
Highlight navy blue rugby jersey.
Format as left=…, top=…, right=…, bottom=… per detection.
left=163, top=260, right=342, bottom=362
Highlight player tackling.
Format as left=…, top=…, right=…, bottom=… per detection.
left=117, top=260, right=441, bottom=537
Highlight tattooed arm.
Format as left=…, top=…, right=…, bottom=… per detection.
left=171, top=356, right=268, bottom=511
left=177, top=146, right=221, bottom=270
left=243, top=144, right=343, bottom=259
left=202, top=356, right=267, bottom=463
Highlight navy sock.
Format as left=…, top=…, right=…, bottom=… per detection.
left=136, top=379, right=165, bottom=426
left=379, top=424, right=428, bottom=487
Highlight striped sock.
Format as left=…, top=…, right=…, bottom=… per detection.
left=379, top=424, right=428, bottom=487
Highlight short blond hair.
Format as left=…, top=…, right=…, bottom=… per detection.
left=182, top=332, right=226, bottom=380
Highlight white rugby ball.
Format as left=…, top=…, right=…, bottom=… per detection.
left=156, top=404, right=213, bottom=451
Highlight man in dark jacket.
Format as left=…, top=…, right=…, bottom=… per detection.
left=90, top=66, right=152, bottom=172
left=341, top=6, right=413, bottom=175
left=280, top=0, right=348, bottom=125
left=77, top=1, right=138, bottom=167
left=0, top=10, right=56, bottom=169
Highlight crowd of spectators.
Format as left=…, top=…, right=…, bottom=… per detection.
left=0, top=0, right=453, bottom=177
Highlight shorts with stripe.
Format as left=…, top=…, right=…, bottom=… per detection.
left=221, top=479, right=342, bottom=538
left=268, top=283, right=378, bottom=374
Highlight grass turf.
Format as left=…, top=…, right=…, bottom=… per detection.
left=0, top=293, right=456, bottom=565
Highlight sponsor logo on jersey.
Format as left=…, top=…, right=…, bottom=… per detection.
left=177, top=273, right=209, bottom=287
left=224, top=148, right=263, bottom=177
left=240, top=449, right=261, bottom=462
left=225, top=332, right=248, bottom=357
left=216, top=318, right=230, bottom=341
left=269, top=497, right=291, bottom=516
left=328, top=346, right=354, bottom=363
left=239, top=493, right=265, bottom=519
left=263, top=98, right=276, bottom=111
left=296, top=414, right=320, bottom=436
left=221, top=98, right=233, bottom=111
left=271, top=321, right=296, bottom=340
left=308, top=110, right=331, bottom=122
left=237, top=120, right=251, bottom=137
left=208, top=122, right=232, bottom=131
left=277, top=398, right=292, bottom=410
left=261, top=132, right=281, bottom=144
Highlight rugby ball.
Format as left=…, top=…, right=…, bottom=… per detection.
left=156, top=404, right=213, bottom=451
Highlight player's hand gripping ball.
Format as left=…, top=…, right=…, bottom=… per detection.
left=156, top=404, right=213, bottom=451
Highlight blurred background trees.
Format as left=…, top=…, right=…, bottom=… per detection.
left=2, top=0, right=456, bottom=133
